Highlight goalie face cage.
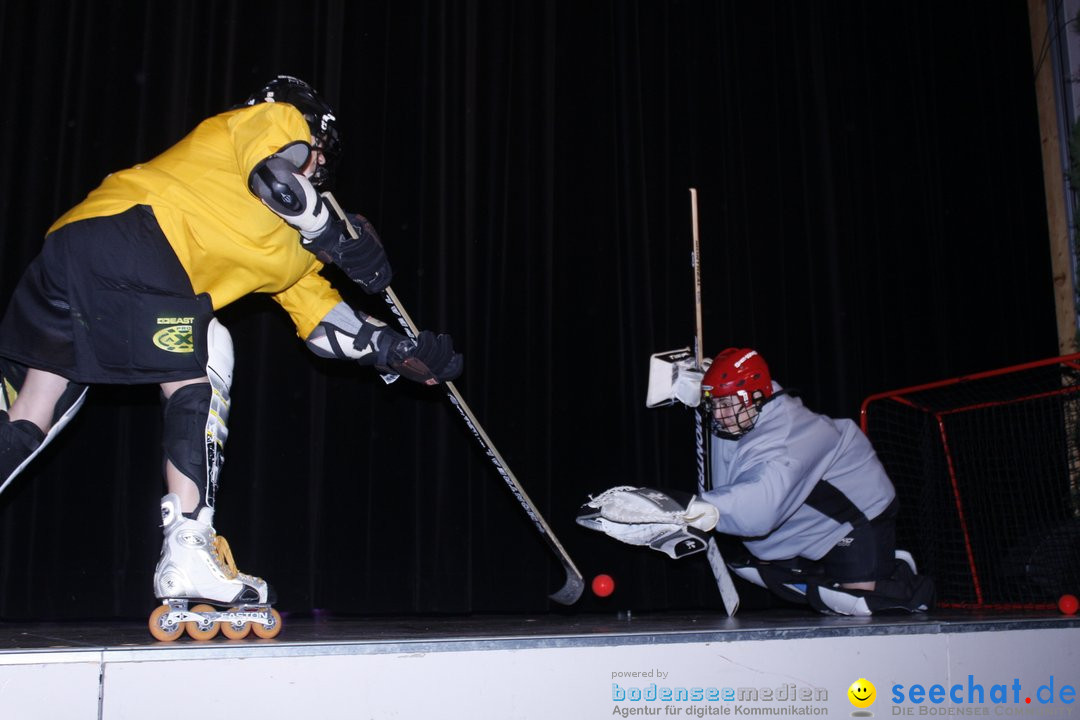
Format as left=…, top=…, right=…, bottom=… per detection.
left=860, top=353, right=1080, bottom=610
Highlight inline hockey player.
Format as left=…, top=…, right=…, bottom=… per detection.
left=0, top=76, right=462, bottom=640
left=579, top=348, right=933, bottom=616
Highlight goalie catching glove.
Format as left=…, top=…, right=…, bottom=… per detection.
left=576, top=486, right=719, bottom=559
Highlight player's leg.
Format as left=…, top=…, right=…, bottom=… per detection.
left=153, top=319, right=273, bottom=608
left=0, top=362, right=88, bottom=495
left=161, top=376, right=219, bottom=516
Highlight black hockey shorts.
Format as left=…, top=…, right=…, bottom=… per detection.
left=0, top=205, right=213, bottom=384
left=818, top=498, right=899, bottom=583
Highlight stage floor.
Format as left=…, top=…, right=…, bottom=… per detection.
left=2, top=609, right=1077, bottom=719
left=1, top=608, right=1076, bottom=654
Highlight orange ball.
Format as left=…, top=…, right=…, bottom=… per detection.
left=592, top=574, right=615, bottom=597
left=1059, top=594, right=1078, bottom=615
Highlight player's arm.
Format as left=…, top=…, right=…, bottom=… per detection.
left=247, top=142, right=392, bottom=294
left=306, top=302, right=462, bottom=386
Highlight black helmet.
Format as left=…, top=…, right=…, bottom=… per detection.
left=246, top=75, right=341, bottom=187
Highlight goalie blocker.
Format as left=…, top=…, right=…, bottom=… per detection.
left=645, top=348, right=710, bottom=408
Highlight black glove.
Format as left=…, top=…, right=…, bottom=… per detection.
left=372, top=329, right=464, bottom=386
left=301, top=213, right=393, bottom=293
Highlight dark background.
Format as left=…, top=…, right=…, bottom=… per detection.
left=0, top=1, right=1060, bottom=619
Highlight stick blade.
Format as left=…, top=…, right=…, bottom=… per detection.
left=548, top=568, right=585, bottom=605
left=706, top=538, right=740, bottom=616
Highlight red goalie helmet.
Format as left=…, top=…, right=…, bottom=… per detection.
left=701, top=348, right=773, bottom=438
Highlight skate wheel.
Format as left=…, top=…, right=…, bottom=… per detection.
left=149, top=604, right=183, bottom=642
left=185, top=604, right=220, bottom=641
left=220, top=615, right=252, bottom=640
left=252, top=608, right=283, bottom=639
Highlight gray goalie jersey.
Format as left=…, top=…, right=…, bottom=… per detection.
left=703, top=383, right=896, bottom=562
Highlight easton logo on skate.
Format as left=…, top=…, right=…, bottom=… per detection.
left=153, top=317, right=195, bottom=354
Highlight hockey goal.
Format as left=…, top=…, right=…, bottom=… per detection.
left=860, top=353, right=1080, bottom=609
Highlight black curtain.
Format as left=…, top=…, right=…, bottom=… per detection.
left=0, top=0, right=1057, bottom=619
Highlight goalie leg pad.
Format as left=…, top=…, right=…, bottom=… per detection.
left=806, top=555, right=935, bottom=616
left=729, top=550, right=933, bottom=615
left=726, top=556, right=828, bottom=605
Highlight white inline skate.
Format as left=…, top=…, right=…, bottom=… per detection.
left=148, top=493, right=282, bottom=641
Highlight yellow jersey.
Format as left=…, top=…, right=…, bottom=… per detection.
left=49, top=102, right=341, bottom=340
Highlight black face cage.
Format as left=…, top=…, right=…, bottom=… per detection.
left=308, top=120, right=341, bottom=188
left=247, top=77, right=342, bottom=188
left=706, top=390, right=772, bottom=440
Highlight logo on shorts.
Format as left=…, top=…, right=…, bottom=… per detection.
left=153, top=317, right=195, bottom=354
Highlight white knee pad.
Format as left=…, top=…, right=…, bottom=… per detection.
left=206, top=317, right=233, bottom=454
left=205, top=319, right=233, bottom=507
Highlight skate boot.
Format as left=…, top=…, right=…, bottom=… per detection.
left=148, top=493, right=282, bottom=641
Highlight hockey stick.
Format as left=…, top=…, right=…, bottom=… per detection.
left=321, top=193, right=585, bottom=605
left=690, top=188, right=708, bottom=499
left=689, top=188, right=740, bottom=616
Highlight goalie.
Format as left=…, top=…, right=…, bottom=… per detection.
left=579, top=347, right=934, bottom=616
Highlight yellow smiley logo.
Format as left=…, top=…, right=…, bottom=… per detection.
left=848, top=678, right=876, bottom=708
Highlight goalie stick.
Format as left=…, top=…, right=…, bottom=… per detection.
left=689, top=188, right=740, bottom=616
left=691, top=188, right=708, bottom=499
left=322, top=192, right=585, bottom=606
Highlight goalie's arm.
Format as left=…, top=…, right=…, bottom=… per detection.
left=703, top=456, right=820, bottom=537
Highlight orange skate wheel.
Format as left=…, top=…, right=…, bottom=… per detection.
left=220, top=613, right=252, bottom=640
left=251, top=608, right=283, bottom=639
left=149, top=604, right=183, bottom=642
left=185, top=604, right=220, bottom=640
